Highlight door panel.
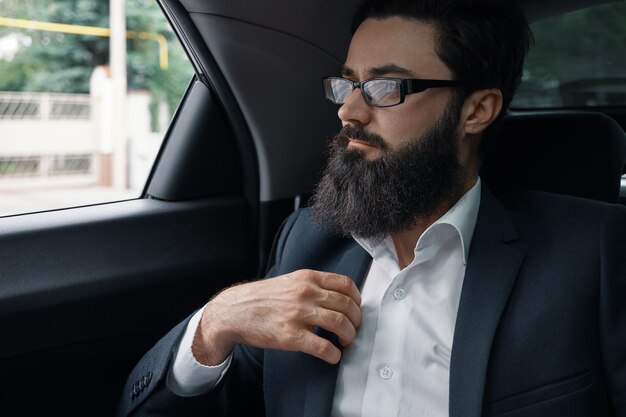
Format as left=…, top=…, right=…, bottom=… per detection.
left=0, top=6, right=259, bottom=412
left=0, top=197, right=250, bottom=416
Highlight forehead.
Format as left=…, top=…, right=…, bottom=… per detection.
left=344, top=17, right=451, bottom=79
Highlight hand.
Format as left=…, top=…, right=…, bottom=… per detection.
left=192, top=269, right=362, bottom=366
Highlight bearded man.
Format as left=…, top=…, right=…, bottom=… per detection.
left=118, top=0, right=626, bottom=416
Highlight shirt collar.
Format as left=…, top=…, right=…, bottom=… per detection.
left=354, top=178, right=482, bottom=265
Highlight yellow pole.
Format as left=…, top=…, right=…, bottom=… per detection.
left=0, top=16, right=168, bottom=69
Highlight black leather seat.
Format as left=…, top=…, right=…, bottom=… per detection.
left=480, top=111, right=626, bottom=203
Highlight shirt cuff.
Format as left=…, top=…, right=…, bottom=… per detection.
left=167, top=305, right=233, bottom=397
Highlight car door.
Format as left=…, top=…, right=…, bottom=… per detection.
left=0, top=3, right=262, bottom=417
left=0, top=81, right=258, bottom=417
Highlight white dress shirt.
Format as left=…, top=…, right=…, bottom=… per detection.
left=331, top=179, right=481, bottom=417
left=168, top=179, right=482, bottom=416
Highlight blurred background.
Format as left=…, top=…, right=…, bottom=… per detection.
left=0, top=0, right=193, bottom=216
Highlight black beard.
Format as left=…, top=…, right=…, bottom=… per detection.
left=311, top=102, right=465, bottom=239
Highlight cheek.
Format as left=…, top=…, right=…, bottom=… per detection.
left=376, top=92, right=451, bottom=147
left=375, top=109, right=430, bottom=147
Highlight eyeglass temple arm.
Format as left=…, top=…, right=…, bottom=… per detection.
left=404, top=79, right=469, bottom=94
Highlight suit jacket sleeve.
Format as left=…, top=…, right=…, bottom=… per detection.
left=115, top=209, right=303, bottom=417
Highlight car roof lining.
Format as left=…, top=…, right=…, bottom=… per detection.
left=163, top=0, right=624, bottom=202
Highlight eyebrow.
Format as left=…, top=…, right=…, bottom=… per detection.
left=341, top=64, right=417, bottom=78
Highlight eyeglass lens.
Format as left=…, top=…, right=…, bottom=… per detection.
left=363, top=79, right=401, bottom=106
left=325, top=78, right=353, bottom=104
left=325, top=78, right=402, bottom=106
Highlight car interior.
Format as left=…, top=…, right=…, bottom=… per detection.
left=482, top=112, right=626, bottom=203
left=0, top=0, right=624, bottom=416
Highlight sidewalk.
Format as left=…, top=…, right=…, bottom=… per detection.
left=0, top=184, right=138, bottom=217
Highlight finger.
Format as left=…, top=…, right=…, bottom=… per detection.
left=318, top=291, right=362, bottom=329
left=303, top=308, right=357, bottom=347
left=298, top=331, right=342, bottom=364
left=311, top=271, right=362, bottom=305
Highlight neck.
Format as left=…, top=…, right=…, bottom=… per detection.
left=390, top=175, right=477, bottom=269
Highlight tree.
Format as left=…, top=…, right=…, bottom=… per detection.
left=0, top=0, right=193, bottom=119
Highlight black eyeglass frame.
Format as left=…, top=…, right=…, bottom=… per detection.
left=322, top=76, right=470, bottom=108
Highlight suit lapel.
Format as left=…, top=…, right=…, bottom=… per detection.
left=302, top=242, right=371, bottom=417
left=449, top=188, right=525, bottom=417
left=265, top=240, right=371, bottom=417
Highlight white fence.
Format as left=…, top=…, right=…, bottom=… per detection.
left=0, top=90, right=159, bottom=189
left=0, top=92, right=97, bottom=185
left=0, top=92, right=91, bottom=120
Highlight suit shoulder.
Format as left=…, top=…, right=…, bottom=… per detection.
left=496, top=190, right=626, bottom=238
left=285, top=207, right=343, bottom=240
left=498, top=190, right=618, bottom=216
left=270, top=207, right=357, bottom=274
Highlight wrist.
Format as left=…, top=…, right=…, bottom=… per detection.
left=191, top=303, right=235, bottom=366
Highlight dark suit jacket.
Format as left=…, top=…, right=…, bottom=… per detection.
left=117, top=187, right=626, bottom=417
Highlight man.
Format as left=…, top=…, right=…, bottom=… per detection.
left=118, top=0, right=626, bottom=416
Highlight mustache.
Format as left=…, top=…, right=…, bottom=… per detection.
left=335, top=125, right=388, bottom=150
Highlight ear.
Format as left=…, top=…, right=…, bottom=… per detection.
left=460, top=88, right=503, bottom=135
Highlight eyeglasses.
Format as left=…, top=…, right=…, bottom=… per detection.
left=322, top=76, right=469, bottom=108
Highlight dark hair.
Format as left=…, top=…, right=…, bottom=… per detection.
left=352, top=0, right=534, bottom=151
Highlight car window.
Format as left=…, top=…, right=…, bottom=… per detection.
left=511, top=1, right=626, bottom=109
left=0, top=0, right=193, bottom=217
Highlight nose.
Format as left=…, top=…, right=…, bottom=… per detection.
left=337, top=88, right=372, bottom=127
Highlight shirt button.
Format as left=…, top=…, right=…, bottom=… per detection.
left=393, top=288, right=406, bottom=300
left=379, top=365, right=394, bottom=380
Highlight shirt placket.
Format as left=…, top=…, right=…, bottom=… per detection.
left=361, top=244, right=410, bottom=417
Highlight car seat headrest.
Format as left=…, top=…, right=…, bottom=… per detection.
left=480, top=111, right=626, bottom=203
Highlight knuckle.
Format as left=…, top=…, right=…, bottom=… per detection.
left=354, top=307, right=363, bottom=326
left=346, top=324, right=357, bottom=340
left=337, top=275, right=353, bottom=292
left=331, top=312, right=347, bottom=329
left=299, top=269, right=315, bottom=280
left=315, top=340, right=333, bottom=357
left=341, top=294, right=352, bottom=310
left=291, top=282, right=313, bottom=299
left=341, top=275, right=352, bottom=286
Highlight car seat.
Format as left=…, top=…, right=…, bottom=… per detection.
left=480, top=111, right=626, bottom=203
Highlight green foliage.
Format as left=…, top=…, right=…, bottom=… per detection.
left=524, top=2, right=626, bottom=83
left=0, top=0, right=193, bottom=118
left=0, top=0, right=109, bottom=92
left=511, top=2, right=626, bottom=107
